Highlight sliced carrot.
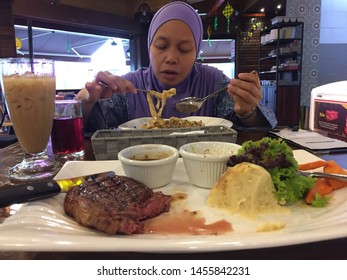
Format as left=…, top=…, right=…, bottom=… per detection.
left=299, top=160, right=328, bottom=171
left=305, top=178, right=333, bottom=204
left=300, top=159, right=347, bottom=204
left=324, top=160, right=347, bottom=174
left=323, top=160, right=347, bottom=189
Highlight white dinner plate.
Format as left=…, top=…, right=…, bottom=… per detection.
left=118, top=116, right=233, bottom=130
left=1, top=150, right=347, bottom=253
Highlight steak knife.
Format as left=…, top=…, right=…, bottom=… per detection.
left=0, top=171, right=115, bottom=208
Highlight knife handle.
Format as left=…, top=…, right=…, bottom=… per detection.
left=0, top=180, right=61, bottom=208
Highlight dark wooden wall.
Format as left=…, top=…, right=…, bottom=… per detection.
left=12, top=0, right=141, bottom=36
left=0, top=0, right=16, bottom=58
left=236, top=17, right=271, bottom=75
left=237, top=30, right=260, bottom=74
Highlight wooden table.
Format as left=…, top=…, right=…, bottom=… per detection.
left=1, top=131, right=347, bottom=260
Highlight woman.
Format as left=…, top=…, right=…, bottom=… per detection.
left=77, top=2, right=277, bottom=132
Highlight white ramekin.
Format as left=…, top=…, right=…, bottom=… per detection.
left=118, top=144, right=179, bottom=188
left=179, top=141, right=241, bottom=188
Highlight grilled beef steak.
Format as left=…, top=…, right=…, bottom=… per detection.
left=64, top=174, right=172, bottom=235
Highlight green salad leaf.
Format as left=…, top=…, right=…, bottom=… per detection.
left=311, top=193, right=330, bottom=207
left=227, top=137, right=316, bottom=205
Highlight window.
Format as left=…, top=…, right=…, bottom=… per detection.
left=198, top=39, right=235, bottom=78
left=14, top=25, right=130, bottom=90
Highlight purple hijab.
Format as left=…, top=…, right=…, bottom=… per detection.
left=147, top=1, right=203, bottom=57
left=125, top=2, right=225, bottom=119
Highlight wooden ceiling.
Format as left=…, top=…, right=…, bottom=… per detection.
left=189, top=0, right=286, bottom=18
left=52, top=0, right=286, bottom=19
left=12, top=0, right=286, bottom=61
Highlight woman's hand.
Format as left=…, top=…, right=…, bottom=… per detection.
left=77, top=71, right=138, bottom=105
left=227, top=71, right=262, bottom=117
left=76, top=71, right=138, bottom=125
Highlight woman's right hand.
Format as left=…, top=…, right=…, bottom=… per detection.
left=77, top=71, right=138, bottom=104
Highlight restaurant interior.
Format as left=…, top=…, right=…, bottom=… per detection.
left=2, top=1, right=346, bottom=131
left=1, top=1, right=346, bottom=128
left=1, top=0, right=347, bottom=261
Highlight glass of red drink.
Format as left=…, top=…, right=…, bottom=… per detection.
left=51, top=99, right=84, bottom=161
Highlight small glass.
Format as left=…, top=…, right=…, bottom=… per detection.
left=51, top=99, right=85, bottom=162
left=0, top=58, right=59, bottom=182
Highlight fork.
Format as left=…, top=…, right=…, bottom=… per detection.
left=299, top=170, right=347, bottom=182
left=135, top=88, right=150, bottom=93
left=98, top=81, right=149, bottom=93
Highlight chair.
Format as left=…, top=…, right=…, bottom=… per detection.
left=64, top=93, right=76, bottom=100
left=0, top=103, right=17, bottom=148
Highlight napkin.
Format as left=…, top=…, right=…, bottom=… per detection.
left=269, top=128, right=347, bottom=153
left=169, top=131, right=205, bottom=136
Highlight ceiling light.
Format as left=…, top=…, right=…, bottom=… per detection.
left=260, top=8, right=265, bottom=13
left=46, top=0, right=60, bottom=5
left=139, top=2, right=150, bottom=16
left=277, top=4, right=282, bottom=9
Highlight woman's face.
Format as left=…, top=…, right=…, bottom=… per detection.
left=149, top=20, right=197, bottom=86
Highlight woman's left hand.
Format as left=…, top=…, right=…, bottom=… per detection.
left=227, top=71, right=261, bottom=117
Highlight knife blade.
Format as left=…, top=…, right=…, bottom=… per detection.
left=0, top=171, right=115, bottom=208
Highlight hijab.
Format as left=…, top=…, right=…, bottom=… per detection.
left=125, top=1, right=225, bottom=119
left=147, top=1, right=203, bottom=57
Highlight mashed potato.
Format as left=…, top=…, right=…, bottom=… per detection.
left=207, top=162, right=290, bottom=219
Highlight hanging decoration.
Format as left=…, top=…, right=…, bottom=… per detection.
left=240, top=18, right=261, bottom=45
left=197, top=50, right=204, bottom=61
left=239, top=31, right=253, bottom=45
left=207, top=24, right=212, bottom=47
left=251, top=18, right=260, bottom=32
left=66, top=33, right=71, bottom=53
left=222, top=2, right=234, bottom=33
left=214, top=15, right=218, bottom=30
left=15, top=37, right=22, bottom=50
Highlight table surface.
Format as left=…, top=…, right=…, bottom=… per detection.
left=1, top=131, right=347, bottom=260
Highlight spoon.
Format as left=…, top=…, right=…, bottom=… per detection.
left=176, top=86, right=228, bottom=113
left=176, top=70, right=258, bottom=113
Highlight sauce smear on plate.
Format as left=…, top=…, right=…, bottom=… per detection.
left=144, top=209, right=232, bottom=235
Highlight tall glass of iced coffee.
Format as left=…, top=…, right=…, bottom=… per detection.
left=0, top=58, right=59, bottom=181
